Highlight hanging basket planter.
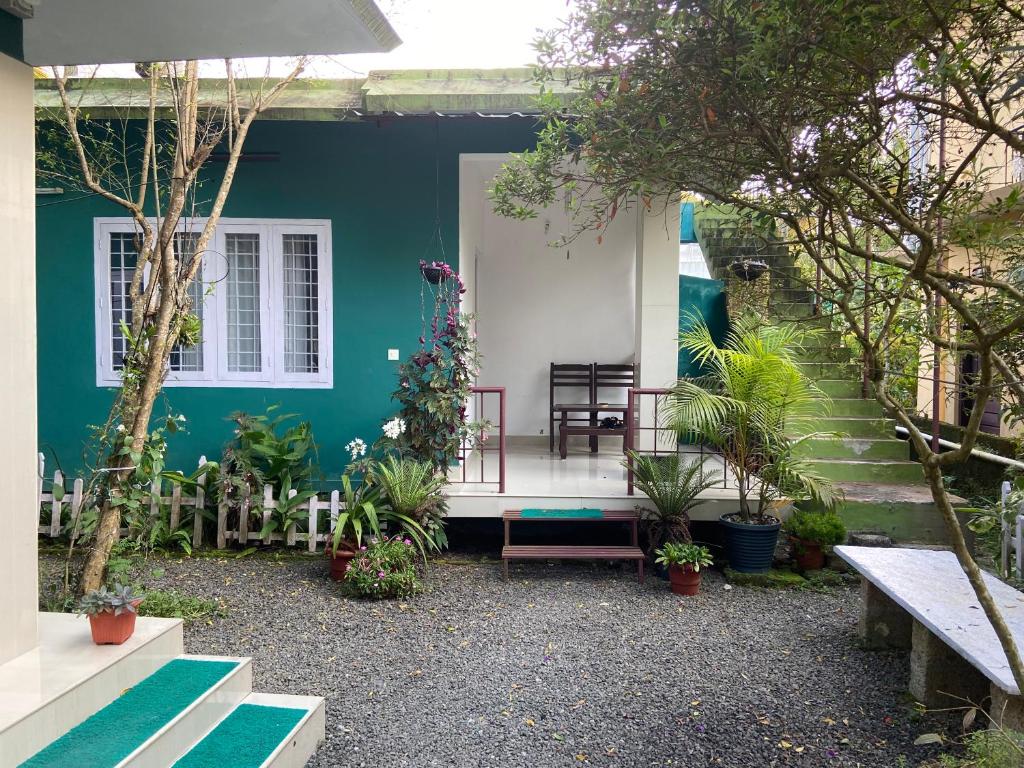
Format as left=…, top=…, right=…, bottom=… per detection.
left=729, top=258, right=769, bottom=282
left=420, top=261, right=451, bottom=284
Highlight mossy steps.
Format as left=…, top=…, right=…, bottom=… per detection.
left=698, top=220, right=953, bottom=542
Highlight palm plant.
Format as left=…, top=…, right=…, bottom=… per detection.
left=624, top=451, right=721, bottom=554
left=665, top=314, right=837, bottom=524
left=372, top=455, right=449, bottom=555
left=330, top=475, right=381, bottom=555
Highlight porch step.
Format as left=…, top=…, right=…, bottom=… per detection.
left=805, top=458, right=925, bottom=484
left=174, top=694, right=325, bottom=768
left=19, top=657, right=251, bottom=768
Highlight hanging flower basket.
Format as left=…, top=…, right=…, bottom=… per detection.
left=420, top=261, right=451, bottom=284
left=729, top=258, right=769, bottom=282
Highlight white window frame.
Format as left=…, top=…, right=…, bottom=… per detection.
left=94, top=217, right=333, bottom=389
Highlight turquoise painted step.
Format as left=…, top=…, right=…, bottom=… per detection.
left=173, top=703, right=306, bottom=768
left=806, top=459, right=925, bottom=484
left=792, top=437, right=909, bottom=461
left=816, top=380, right=864, bottom=398
left=20, top=659, right=240, bottom=768
left=792, top=416, right=894, bottom=438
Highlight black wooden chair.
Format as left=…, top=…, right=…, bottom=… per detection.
left=589, top=362, right=637, bottom=450
left=549, top=363, right=594, bottom=453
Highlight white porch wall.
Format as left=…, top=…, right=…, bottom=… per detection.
left=635, top=201, right=682, bottom=451
left=461, top=156, right=636, bottom=437
left=0, top=53, right=38, bottom=665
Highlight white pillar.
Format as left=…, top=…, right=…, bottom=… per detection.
left=0, top=52, right=38, bottom=664
left=634, top=199, right=680, bottom=451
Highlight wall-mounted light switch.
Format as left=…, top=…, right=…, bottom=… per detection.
left=387, top=348, right=400, bottom=361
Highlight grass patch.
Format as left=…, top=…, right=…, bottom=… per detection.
left=934, top=729, right=1024, bottom=768
left=138, top=590, right=224, bottom=624
left=724, top=567, right=807, bottom=588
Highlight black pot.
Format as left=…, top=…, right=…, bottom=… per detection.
left=720, top=513, right=781, bottom=573
left=729, top=259, right=769, bottom=282
left=420, top=264, right=448, bottom=284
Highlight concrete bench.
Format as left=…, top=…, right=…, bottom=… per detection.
left=835, top=545, right=1024, bottom=729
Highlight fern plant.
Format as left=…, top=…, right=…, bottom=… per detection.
left=372, top=455, right=449, bottom=556
left=624, top=451, right=721, bottom=554
left=666, top=313, right=839, bottom=524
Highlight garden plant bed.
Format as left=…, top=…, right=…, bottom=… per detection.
left=40, top=553, right=959, bottom=767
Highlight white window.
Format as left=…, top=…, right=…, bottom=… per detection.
left=94, top=218, right=333, bottom=388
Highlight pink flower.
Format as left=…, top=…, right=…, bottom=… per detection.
left=404, top=538, right=412, bottom=546
left=377, top=571, right=386, bottom=578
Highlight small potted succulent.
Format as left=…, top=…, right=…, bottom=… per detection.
left=783, top=510, right=846, bottom=571
left=328, top=474, right=381, bottom=581
left=654, top=542, right=714, bottom=596
left=79, top=583, right=144, bottom=645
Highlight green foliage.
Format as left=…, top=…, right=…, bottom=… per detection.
left=372, top=455, right=448, bottom=556
left=624, top=451, right=721, bottom=553
left=666, top=314, right=838, bottom=522
left=391, top=265, right=485, bottom=470
left=331, top=475, right=381, bottom=553
left=654, top=542, right=714, bottom=571
left=937, top=729, right=1024, bottom=768
left=78, top=583, right=142, bottom=616
left=344, top=535, right=421, bottom=599
left=137, top=590, right=222, bottom=624
left=783, top=510, right=847, bottom=546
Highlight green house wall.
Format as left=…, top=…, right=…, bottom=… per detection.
left=36, top=117, right=540, bottom=478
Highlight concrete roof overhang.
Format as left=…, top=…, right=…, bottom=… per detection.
left=20, top=0, right=399, bottom=66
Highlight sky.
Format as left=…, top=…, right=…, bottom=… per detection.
left=97, top=0, right=578, bottom=79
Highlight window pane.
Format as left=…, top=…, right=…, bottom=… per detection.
left=168, top=232, right=204, bottom=373
left=281, top=233, right=320, bottom=374
left=225, top=233, right=262, bottom=373
left=109, top=233, right=138, bottom=371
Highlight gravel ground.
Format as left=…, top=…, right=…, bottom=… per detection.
left=41, top=553, right=955, bottom=767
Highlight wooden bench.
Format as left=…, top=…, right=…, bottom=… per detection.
left=836, top=545, right=1024, bottom=729
left=554, top=403, right=629, bottom=460
left=502, top=509, right=644, bottom=582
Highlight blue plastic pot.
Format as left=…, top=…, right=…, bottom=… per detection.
left=720, top=513, right=781, bottom=573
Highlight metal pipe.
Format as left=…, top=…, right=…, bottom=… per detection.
left=932, top=87, right=947, bottom=453
left=894, top=425, right=1024, bottom=470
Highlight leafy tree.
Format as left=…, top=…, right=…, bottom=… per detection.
left=493, top=0, right=1024, bottom=690
left=39, top=60, right=307, bottom=593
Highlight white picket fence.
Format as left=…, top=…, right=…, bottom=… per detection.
left=1000, top=480, right=1024, bottom=580
left=36, top=453, right=342, bottom=552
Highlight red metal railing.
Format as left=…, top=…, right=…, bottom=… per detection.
left=625, top=386, right=729, bottom=496
left=451, top=386, right=506, bottom=493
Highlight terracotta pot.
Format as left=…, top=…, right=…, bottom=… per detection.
left=791, top=537, right=825, bottom=571
left=327, top=545, right=357, bottom=581
left=668, top=564, right=702, bottom=596
left=88, top=602, right=141, bottom=645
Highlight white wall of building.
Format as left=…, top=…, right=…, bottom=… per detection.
left=0, top=53, right=38, bottom=665
left=460, top=155, right=637, bottom=438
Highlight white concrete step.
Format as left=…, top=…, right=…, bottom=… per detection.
left=0, top=613, right=183, bottom=766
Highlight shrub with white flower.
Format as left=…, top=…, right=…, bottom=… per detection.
left=345, top=438, right=367, bottom=462
left=382, top=417, right=406, bottom=441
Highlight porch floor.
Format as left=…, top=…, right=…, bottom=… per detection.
left=446, top=440, right=739, bottom=518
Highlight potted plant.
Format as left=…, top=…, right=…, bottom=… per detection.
left=328, top=475, right=381, bottom=581
left=654, top=542, right=714, bottom=596
left=623, top=451, right=721, bottom=565
left=79, top=583, right=143, bottom=645
left=667, top=314, right=839, bottom=573
left=783, top=509, right=846, bottom=570
left=372, top=455, right=448, bottom=556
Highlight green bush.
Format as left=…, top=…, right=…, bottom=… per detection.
left=783, top=510, right=846, bottom=546
left=939, top=729, right=1024, bottom=768
left=344, top=536, right=421, bottom=599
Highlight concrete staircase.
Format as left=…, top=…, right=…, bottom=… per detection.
left=697, top=218, right=953, bottom=542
